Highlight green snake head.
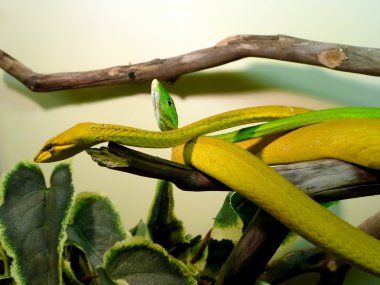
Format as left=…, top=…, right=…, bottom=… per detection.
left=151, top=79, right=178, bottom=131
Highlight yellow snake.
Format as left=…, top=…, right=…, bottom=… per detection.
left=34, top=106, right=380, bottom=276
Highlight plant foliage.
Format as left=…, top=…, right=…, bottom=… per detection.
left=0, top=162, right=202, bottom=285
left=0, top=161, right=294, bottom=284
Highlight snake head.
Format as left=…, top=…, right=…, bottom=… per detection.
left=34, top=140, right=79, bottom=163
left=34, top=122, right=97, bottom=163
left=151, top=79, right=178, bottom=131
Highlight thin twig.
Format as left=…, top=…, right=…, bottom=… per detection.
left=2, top=35, right=380, bottom=92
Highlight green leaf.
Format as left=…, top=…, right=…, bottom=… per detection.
left=130, top=220, right=147, bottom=237
left=63, top=245, right=93, bottom=285
left=0, top=276, right=13, bottom=284
left=0, top=162, right=74, bottom=285
left=211, top=192, right=243, bottom=242
left=186, top=239, right=208, bottom=273
left=0, top=242, right=11, bottom=277
left=202, top=239, right=234, bottom=279
left=96, top=267, right=128, bottom=285
left=104, top=237, right=198, bottom=285
left=66, top=192, right=128, bottom=272
left=230, top=192, right=260, bottom=231
left=200, top=193, right=246, bottom=278
left=147, top=180, right=187, bottom=249
left=62, top=259, right=84, bottom=285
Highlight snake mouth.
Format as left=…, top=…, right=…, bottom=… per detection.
left=34, top=143, right=77, bottom=163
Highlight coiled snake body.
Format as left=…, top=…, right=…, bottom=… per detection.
left=34, top=99, right=380, bottom=276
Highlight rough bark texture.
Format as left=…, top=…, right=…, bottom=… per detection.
left=87, top=143, right=380, bottom=199
left=1, top=35, right=380, bottom=92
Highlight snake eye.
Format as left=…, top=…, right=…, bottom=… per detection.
left=167, top=98, right=173, bottom=107
left=46, top=144, right=55, bottom=154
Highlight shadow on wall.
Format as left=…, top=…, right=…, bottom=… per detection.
left=3, top=62, right=380, bottom=109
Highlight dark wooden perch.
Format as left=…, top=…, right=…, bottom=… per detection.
left=258, top=211, right=380, bottom=285
left=1, top=35, right=380, bottom=92
left=87, top=142, right=380, bottom=200
left=218, top=210, right=380, bottom=285
left=87, top=143, right=380, bottom=284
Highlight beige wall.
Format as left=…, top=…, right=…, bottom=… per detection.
left=1, top=1, right=380, bottom=284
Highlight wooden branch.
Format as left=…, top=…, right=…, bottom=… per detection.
left=2, top=35, right=380, bottom=92
left=216, top=209, right=289, bottom=285
left=86, top=142, right=226, bottom=191
left=87, top=143, right=380, bottom=200
left=258, top=211, right=380, bottom=285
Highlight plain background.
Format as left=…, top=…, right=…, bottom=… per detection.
left=1, top=1, right=380, bottom=284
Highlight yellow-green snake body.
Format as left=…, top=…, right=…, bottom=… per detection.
left=184, top=135, right=380, bottom=275
left=34, top=105, right=380, bottom=276
left=235, top=118, right=380, bottom=170
left=34, top=105, right=310, bottom=162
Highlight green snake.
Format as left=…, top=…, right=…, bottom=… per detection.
left=34, top=81, right=380, bottom=276
left=151, top=79, right=178, bottom=132
left=147, top=79, right=185, bottom=245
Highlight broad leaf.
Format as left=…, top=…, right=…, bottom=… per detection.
left=0, top=162, right=74, bottom=285
left=66, top=192, right=128, bottom=272
left=104, top=237, right=198, bottom=285
left=200, top=193, right=244, bottom=278
left=211, top=192, right=244, bottom=242
left=147, top=180, right=187, bottom=250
